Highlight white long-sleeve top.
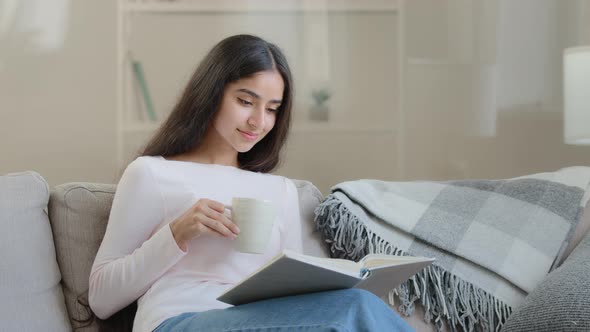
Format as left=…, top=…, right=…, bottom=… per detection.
left=88, top=156, right=303, bottom=332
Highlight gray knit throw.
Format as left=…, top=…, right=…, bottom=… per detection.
left=314, top=168, right=590, bottom=332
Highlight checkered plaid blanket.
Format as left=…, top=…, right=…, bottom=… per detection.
left=315, top=167, right=590, bottom=332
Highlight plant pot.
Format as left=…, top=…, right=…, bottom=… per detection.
left=309, top=104, right=329, bottom=122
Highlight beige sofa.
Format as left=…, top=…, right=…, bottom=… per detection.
left=2, top=171, right=589, bottom=332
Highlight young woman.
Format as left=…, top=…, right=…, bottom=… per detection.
left=89, top=34, right=412, bottom=332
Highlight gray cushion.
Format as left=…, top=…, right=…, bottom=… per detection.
left=502, top=228, right=590, bottom=331
left=0, top=171, right=71, bottom=332
left=49, top=183, right=116, bottom=332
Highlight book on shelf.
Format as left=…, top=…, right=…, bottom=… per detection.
left=217, top=249, right=435, bottom=306
left=131, top=59, right=158, bottom=122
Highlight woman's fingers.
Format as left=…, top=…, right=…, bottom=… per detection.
left=198, top=214, right=237, bottom=239
left=205, top=199, right=226, bottom=214
left=205, top=208, right=240, bottom=235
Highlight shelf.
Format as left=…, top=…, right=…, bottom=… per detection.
left=122, top=122, right=393, bottom=134
left=121, top=0, right=399, bottom=13
left=406, top=58, right=470, bottom=66
left=292, top=124, right=394, bottom=133
left=117, top=0, right=404, bottom=174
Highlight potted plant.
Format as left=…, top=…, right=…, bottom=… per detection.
left=310, top=88, right=332, bottom=121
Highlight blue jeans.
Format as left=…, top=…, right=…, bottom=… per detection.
left=153, top=288, right=414, bottom=332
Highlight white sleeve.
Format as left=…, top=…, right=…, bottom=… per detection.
left=280, top=178, right=304, bottom=253
left=88, top=158, right=186, bottom=319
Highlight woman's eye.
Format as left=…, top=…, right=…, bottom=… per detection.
left=238, top=98, right=253, bottom=106
left=266, top=108, right=278, bottom=113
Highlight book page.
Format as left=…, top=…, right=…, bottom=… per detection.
left=284, top=250, right=361, bottom=274
left=360, top=254, right=431, bottom=269
left=217, top=250, right=435, bottom=306
left=355, top=258, right=434, bottom=296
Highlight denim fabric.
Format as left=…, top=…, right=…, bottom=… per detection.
left=153, top=289, right=413, bottom=332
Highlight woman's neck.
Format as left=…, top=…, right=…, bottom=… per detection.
left=167, top=125, right=239, bottom=167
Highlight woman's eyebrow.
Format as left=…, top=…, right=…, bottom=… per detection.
left=237, top=88, right=282, bottom=104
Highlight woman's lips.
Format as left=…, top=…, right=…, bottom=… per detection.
left=238, top=129, right=259, bottom=141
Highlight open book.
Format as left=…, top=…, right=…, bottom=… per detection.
left=217, top=249, right=435, bottom=305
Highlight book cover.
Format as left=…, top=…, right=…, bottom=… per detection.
left=217, top=250, right=434, bottom=305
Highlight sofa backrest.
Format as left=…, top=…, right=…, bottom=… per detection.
left=48, top=179, right=327, bottom=331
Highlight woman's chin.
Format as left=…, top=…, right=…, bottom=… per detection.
left=236, top=144, right=255, bottom=153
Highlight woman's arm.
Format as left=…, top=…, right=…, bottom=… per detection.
left=88, top=158, right=186, bottom=319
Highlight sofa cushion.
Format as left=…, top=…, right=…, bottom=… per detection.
left=0, top=171, right=71, bottom=332
left=293, top=179, right=330, bottom=258
left=501, top=226, right=590, bottom=331
left=49, top=182, right=116, bottom=331
left=48, top=179, right=326, bottom=331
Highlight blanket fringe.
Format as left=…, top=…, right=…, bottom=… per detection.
left=314, top=195, right=513, bottom=332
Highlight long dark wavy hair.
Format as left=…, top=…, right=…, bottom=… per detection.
left=141, top=34, right=294, bottom=173
left=77, top=34, right=294, bottom=332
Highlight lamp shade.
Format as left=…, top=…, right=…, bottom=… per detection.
left=564, top=46, right=590, bottom=145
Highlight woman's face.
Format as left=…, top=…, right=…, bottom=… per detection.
left=211, top=70, right=285, bottom=153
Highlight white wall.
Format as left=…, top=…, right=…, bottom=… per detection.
left=2, top=0, right=590, bottom=194
left=0, top=0, right=119, bottom=186
left=401, top=0, right=590, bottom=181
left=1, top=1, right=400, bottom=194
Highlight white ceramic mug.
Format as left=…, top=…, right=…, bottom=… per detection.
left=225, top=198, right=276, bottom=254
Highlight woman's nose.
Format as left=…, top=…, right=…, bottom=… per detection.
left=248, top=108, right=265, bottom=129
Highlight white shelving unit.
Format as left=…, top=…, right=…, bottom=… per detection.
left=116, top=0, right=405, bottom=184
left=120, top=0, right=399, bottom=13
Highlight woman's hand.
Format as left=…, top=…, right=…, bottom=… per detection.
left=169, top=199, right=240, bottom=251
